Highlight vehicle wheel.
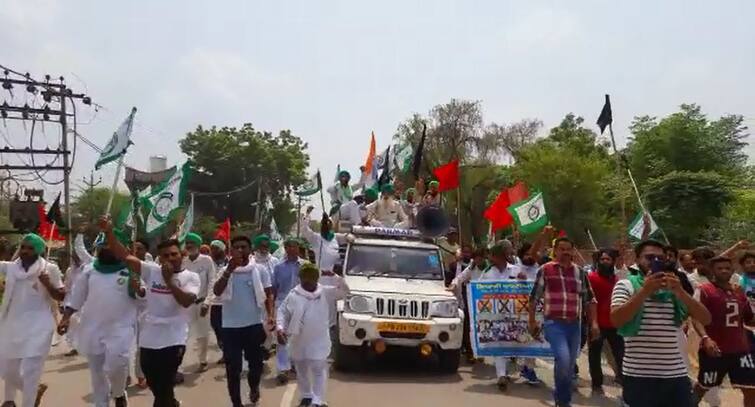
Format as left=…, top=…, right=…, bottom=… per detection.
left=438, top=348, right=461, bottom=373
left=334, top=341, right=363, bottom=372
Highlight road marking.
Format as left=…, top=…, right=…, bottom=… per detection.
left=280, top=382, right=297, bottom=407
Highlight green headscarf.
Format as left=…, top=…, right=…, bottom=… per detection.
left=429, top=180, right=440, bottom=188
left=283, top=237, right=301, bottom=247
left=381, top=183, right=395, bottom=194
left=364, top=188, right=379, bottom=201
left=253, top=234, right=271, bottom=249
left=21, top=233, right=45, bottom=256
left=404, top=188, right=416, bottom=199
left=339, top=170, right=351, bottom=179
left=210, top=240, right=226, bottom=251
left=184, top=232, right=203, bottom=246
left=299, top=262, right=319, bottom=279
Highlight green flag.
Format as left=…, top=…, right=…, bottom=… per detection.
left=295, top=171, right=322, bottom=197
left=141, top=163, right=191, bottom=236
left=628, top=210, right=658, bottom=240
left=116, top=198, right=138, bottom=229
left=95, top=107, right=136, bottom=170
left=177, top=193, right=195, bottom=242
left=392, top=143, right=413, bottom=173
left=508, top=191, right=548, bottom=234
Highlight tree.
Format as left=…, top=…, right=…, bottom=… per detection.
left=511, top=115, right=618, bottom=245
left=72, top=187, right=130, bottom=226
left=483, top=119, right=543, bottom=163
left=180, top=124, right=310, bottom=231
left=644, top=171, right=734, bottom=247
left=705, top=189, right=755, bottom=247
left=627, top=104, right=749, bottom=185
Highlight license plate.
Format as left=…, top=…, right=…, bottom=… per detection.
left=377, top=322, right=430, bottom=334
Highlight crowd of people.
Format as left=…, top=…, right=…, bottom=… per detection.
left=0, top=172, right=752, bottom=407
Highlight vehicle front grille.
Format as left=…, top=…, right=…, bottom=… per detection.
left=379, top=332, right=427, bottom=339
left=375, top=297, right=431, bottom=320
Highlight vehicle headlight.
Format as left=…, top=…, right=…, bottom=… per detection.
left=347, top=295, right=373, bottom=313
left=431, top=299, right=458, bottom=318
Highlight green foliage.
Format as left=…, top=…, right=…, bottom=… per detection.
left=627, top=104, right=748, bottom=185
left=644, top=171, right=734, bottom=247
left=180, top=124, right=310, bottom=225
left=72, top=187, right=131, bottom=226
left=706, top=189, right=755, bottom=246
left=512, top=114, right=617, bottom=245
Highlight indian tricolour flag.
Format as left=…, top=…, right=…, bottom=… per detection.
left=508, top=191, right=548, bottom=234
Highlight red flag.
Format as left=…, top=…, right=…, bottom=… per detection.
left=37, top=203, right=64, bottom=241
left=483, top=190, right=513, bottom=231
left=214, top=218, right=231, bottom=242
left=507, top=182, right=529, bottom=205
left=432, top=159, right=460, bottom=192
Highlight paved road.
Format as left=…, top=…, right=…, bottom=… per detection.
left=8, top=340, right=741, bottom=407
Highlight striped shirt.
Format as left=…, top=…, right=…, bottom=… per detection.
left=611, top=279, right=688, bottom=378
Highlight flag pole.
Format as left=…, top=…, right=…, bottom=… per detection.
left=105, top=156, right=125, bottom=218
left=607, top=122, right=628, bottom=242
left=45, top=221, right=56, bottom=258
left=296, top=196, right=302, bottom=238
left=626, top=166, right=671, bottom=245
left=585, top=228, right=598, bottom=251
left=456, top=187, right=462, bottom=245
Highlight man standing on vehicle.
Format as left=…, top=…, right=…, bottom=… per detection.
left=528, top=237, right=598, bottom=407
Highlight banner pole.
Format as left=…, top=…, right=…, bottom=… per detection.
left=105, top=156, right=125, bottom=217
left=456, top=187, right=462, bottom=245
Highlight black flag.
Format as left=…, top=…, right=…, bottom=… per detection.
left=411, top=123, right=427, bottom=180
left=597, top=94, right=612, bottom=134
left=378, top=145, right=391, bottom=189
left=46, top=193, right=65, bottom=227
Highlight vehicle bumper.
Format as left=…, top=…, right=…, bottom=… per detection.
left=338, top=311, right=463, bottom=350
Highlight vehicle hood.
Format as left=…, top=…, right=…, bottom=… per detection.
left=345, top=275, right=454, bottom=298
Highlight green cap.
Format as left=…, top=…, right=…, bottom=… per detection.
left=184, top=232, right=203, bottom=246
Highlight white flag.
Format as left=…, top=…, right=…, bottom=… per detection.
left=96, top=107, right=136, bottom=170
left=269, top=217, right=282, bottom=242
left=177, top=194, right=195, bottom=242
left=141, top=163, right=191, bottom=235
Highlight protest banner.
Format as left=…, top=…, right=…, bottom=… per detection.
left=467, top=280, right=553, bottom=358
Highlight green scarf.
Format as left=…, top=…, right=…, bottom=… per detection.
left=322, top=231, right=335, bottom=242
left=92, top=259, right=137, bottom=299
left=618, top=273, right=688, bottom=337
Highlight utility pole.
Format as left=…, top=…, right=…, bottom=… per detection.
left=81, top=171, right=102, bottom=193
left=0, top=67, right=94, bottom=254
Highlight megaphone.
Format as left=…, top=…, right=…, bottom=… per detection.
left=416, top=206, right=450, bottom=238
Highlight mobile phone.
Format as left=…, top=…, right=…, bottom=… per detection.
left=650, top=257, right=664, bottom=274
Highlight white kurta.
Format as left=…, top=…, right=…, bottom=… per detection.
left=277, top=285, right=333, bottom=361
left=366, top=198, right=408, bottom=228
left=0, top=259, right=63, bottom=359
left=66, top=265, right=139, bottom=356
left=316, top=274, right=349, bottom=327
left=183, top=254, right=217, bottom=339
left=299, top=215, right=343, bottom=272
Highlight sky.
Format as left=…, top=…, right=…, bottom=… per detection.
left=2, top=0, right=754, bottom=204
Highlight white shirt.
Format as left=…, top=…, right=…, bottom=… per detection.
left=366, top=198, right=408, bottom=228
left=66, top=265, right=139, bottom=355
left=0, top=259, right=64, bottom=358
left=337, top=200, right=362, bottom=225
left=316, top=273, right=349, bottom=327
left=182, top=254, right=217, bottom=303
left=139, top=262, right=200, bottom=349
left=299, top=215, right=344, bottom=272
left=277, top=284, right=345, bottom=360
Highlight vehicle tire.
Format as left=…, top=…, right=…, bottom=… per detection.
left=437, top=348, right=461, bottom=373
left=333, top=341, right=363, bottom=372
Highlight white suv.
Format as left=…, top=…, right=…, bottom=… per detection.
left=334, top=227, right=463, bottom=373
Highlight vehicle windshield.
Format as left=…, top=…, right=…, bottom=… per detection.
left=345, top=244, right=444, bottom=280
